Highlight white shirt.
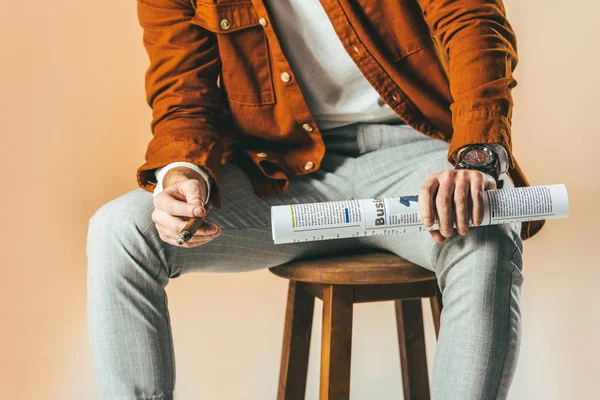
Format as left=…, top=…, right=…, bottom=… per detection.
left=153, top=0, right=507, bottom=197
left=266, top=0, right=402, bottom=130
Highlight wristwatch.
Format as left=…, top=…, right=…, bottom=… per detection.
left=455, top=145, right=501, bottom=182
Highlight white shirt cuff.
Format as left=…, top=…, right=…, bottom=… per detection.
left=153, top=161, right=212, bottom=203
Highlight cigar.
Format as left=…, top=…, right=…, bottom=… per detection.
left=176, top=203, right=214, bottom=245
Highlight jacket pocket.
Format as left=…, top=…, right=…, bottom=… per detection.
left=192, top=0, right=275, bottom=105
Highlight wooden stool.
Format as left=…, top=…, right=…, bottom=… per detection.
left=270, top=252, right=443, bottom=400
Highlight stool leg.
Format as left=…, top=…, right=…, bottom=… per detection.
left=395, top=299, right=430, bottom=400
left=277, top=281, right=315, bottom=400
left=429, top=284, right=443, bottom=339
left=320, top=285, right=354, bottom=400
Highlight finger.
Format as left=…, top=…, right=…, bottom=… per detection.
left=419, top=178, right=439, bottom=227
left=156, top=225, right=220, bottom=246
left=152, top=208, right=188, bottom=235
left=164, top=234, right=218, bottom=248
left=429, top=230, right=445, bottom=243
left=435, top=177, right=455, bottom=238
left=154, top=190, right=205, bottom=219
left=191, top=222, right=220, bottom=237
left=200, top=225, right=221, bottom=239
left=156, top=222, right=219, bottom=242
left=454, top=176, right=470, bottom=236
left=483, top=173, right=498, bottom=191
left=180, top=232, right=220, bottom=245
left=177, top=179, right=207, bottom=207
left=154, top=208, right=220, bottom=239
left=470, top=174, right=485, bottom=226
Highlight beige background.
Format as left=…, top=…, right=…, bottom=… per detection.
left=0, top=0, right=598, bottom=399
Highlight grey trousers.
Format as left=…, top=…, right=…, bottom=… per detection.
left=87, top=123, right=524, bottom=400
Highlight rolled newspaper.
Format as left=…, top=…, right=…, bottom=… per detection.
left=271, top=184, right=569, bottom=244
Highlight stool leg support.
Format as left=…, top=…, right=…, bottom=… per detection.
left=320, top=285, right=354, bottom=400
left=277, top=281, right=315, bottom=400
left=395, top=299, right=430, bottom=400
left=429, top=284, right=443, bottom=339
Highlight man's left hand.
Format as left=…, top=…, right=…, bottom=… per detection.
left=418, top=169, right=496, bottom=243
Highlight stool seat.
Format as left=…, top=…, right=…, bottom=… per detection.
left=269, top=251, right=435, bottom=285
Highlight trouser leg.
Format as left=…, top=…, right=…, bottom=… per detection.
left=353, top=123, right=524, bottom=399
left=364, top=222, right=523, bottom=400
left=429, top=222, right=523, bottom=399
left=87, top=190, right=176, bottom=400
left=86, top=138, right=359, bottom=399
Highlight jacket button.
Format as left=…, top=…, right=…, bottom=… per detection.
left=220, top=19, right=231, bottom=30
left=259, top=17, right=268, bottom=27
left=303, top=161, right=315, bottom=171
left=280, top=72, right=292, bottom=82
left=256, top=152, right=267, bottom=158
left=302, top=123, right=314, bottom=132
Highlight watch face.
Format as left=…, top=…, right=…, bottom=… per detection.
left=463, top=149, right=491, bottom=167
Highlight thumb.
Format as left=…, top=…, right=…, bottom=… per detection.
left=180, top=181, right=206, bottom=216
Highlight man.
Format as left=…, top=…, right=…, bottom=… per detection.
left=87, top=0, right=544, bottom=399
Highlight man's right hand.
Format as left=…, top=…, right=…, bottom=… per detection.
left=152, top=166, right=221, bottom=248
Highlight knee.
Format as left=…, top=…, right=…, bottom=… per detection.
left=471, top=222, right=523, bottom=270
left=435, top=222, right=523, bottom=291
left=86, top=189, right=158, bottom=281
left=88, top=190, right=154, bottom=243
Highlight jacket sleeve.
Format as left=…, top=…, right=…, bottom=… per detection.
left=136, top=0, right=226, bottom=206
left=419, top=0, right=518, bottom=167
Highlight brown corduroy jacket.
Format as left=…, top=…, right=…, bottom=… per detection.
left=136, top=0, right=544, bottom=239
